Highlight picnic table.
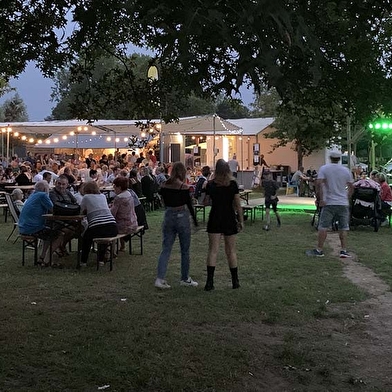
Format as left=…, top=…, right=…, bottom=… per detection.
left=239, top=189, right=252, bottom=205
left=43, top=214, right=85, bottom=268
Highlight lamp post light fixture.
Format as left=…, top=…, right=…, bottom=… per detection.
left=147, top=65, right=164, bottom=163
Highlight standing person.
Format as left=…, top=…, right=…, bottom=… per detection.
left=228, top=154, right=240, bottom=178
left=262, top=170, right=281, bottom=230
left=306, top=151, right=354, bottom=258
left=204, top=159, right=243, bottom=291
left=80, top=181, right=118, bottom=266
left=155, top=161, right=198, bottom=289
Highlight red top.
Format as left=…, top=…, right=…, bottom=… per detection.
left=380, top=181, right=392, bottom=202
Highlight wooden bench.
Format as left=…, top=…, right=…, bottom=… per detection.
left=92, top=234, right=128, bottom=271
left=194, top=204, right=207, bottom=223
left=92, top=226, right=145, bottom=270
left=242, top=205, right=256, bottom=223
left=128, top=226, right=145, bottom=255
left=20, top=235, right=39, bottom=266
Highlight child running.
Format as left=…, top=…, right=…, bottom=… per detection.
left=262, top=170, right=281, bottom=231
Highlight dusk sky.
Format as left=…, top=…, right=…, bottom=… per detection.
left=2, top=61, right=255, bottom=122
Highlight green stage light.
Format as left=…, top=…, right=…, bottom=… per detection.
left=368, top=119, right=392, bottom=131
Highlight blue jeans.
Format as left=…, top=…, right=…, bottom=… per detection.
left=157, top=208, right=191, bottom=281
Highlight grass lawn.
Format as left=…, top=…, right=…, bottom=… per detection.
left=0, top=207, right=391, bottom=391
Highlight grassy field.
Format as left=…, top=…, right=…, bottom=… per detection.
left=0, top=206, right=391, bottom=392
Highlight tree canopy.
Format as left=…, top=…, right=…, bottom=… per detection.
left=1, top=1, right=391, bottom=123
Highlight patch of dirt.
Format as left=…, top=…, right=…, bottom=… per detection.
left=324, top=233, right=392, bottom=389
left=237, top=233, right=392, bottom=391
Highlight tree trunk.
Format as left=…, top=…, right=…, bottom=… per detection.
left=296, top=142, right=304, bottom=169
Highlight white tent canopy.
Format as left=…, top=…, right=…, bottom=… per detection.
left=0, top=116, right=277, bottom=149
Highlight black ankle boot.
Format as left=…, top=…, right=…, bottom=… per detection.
left=205, top=266, right=215, bottom=291
left=230, top=267, right=240, bottom=289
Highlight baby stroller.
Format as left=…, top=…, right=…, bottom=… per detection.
left=350, top=187, right=382, bottom=232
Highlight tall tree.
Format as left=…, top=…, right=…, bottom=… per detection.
left=251, top=87, right=280, bottom=117
left=2, top=94, right=28, bottom=122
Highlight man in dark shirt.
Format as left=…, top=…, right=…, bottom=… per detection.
left=49, top=174, right=81, bottom=256
left=85, top=153, right=96, bottom=168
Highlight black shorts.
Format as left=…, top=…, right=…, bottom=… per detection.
left=265, top=198, right=278, bottom=211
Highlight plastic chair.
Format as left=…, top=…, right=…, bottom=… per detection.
left=285, top=175, right=298, bottom=195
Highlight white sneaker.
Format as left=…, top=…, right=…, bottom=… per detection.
left=155, top=278, right=171, bottom=289
left=180, top=277, right=199, bottom=287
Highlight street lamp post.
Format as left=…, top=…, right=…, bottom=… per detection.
left=6, top=127, right=12, bottom=164
left=147, top=65, right=164, bottom=163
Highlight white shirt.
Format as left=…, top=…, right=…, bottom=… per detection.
left=317, top=163, right=353, bottom=206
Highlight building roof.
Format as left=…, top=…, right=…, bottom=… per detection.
left=227, top=117, right=275, bottom=136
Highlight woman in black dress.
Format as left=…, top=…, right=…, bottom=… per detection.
left=204, top=159, right=243, bottom=291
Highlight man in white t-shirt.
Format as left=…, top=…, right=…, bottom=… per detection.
left=228, top=155, right=240, bottom=178
left=306, top=151, right=354, bottom=258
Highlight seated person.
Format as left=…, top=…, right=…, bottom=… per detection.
left=80, top=181, right=118, bottom=266
left=291, top=166, right=309, bottom=196
left=376, top=172, right=392, bottom=226
left=18, top=181, right=63, bottom=266
left=110, top=176, right=138, bottom=251
left=195, top=165, right=211, bottom=204
left=49, top=175, right=81, bottom=256
left=129, top=169, right=143, bottom=197
left=11, top=188, right=24, bottom=215
left=15, top=165, right=31, bottom=185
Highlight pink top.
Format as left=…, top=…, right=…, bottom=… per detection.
left=110, top=191, right=138, bottom=233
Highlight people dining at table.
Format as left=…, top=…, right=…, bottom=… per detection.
left=79, top=181, right=118, bottom=267
left=110, top=176, right=138, bottom=251
left=18, top=180, right=63, bottom=267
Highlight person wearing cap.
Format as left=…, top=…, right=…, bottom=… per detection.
left=306, top=151, right=354, bottom=258
left=11, top=188, right=24, bottom=214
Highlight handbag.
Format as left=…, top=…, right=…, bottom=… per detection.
left=53, top=201, right=81, bottom=216
left=52, top=190, right=81, bottom=216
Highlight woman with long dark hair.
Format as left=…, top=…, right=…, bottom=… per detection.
left=155, top=162, right=198, bottom=289
left=204, top=159, right=243, bottom=291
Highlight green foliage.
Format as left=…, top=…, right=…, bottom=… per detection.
left=1, top=93, right=28, bottom=122
left=250, top=87, right=280, bottom=118
left=215, top=96, right=250, bottom=119
left=1, top=1, right=392, bottom=125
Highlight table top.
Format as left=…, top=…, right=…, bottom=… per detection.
left=43, top=214, right=85, bottom=221
left=5, top=185, right=35, bottom=190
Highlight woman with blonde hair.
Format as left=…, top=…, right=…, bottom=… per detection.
left=80, top=181, right=118, bottom=266
left=204, top=159, right=243, bottom=291
left=155, top=161, right=198, bottom=289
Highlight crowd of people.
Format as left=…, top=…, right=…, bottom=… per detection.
left=4, top=150, right=244, bottom=290
left=8, top=148, right=390, bottom=290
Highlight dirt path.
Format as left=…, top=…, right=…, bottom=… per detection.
left=325, top=233, right=392, bottom=388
